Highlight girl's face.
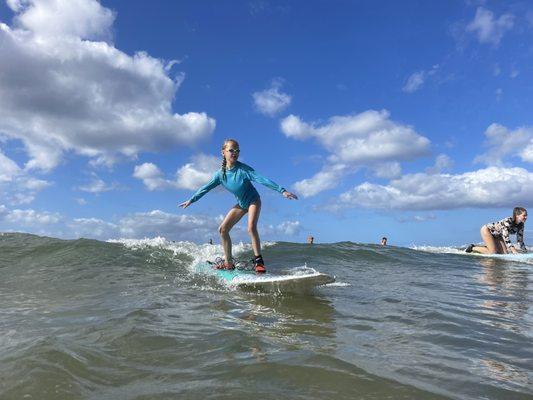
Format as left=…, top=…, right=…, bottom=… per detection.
left=222, top=142, right=240, bottom=163
left=516, top=212, right=527, bottom=224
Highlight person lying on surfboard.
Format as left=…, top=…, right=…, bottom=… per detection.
left=465, top=207, right=528, bottom=255
left=179, top=139, right=298, bottom=273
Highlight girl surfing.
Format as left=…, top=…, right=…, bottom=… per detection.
left=179, top=139, right=298, bottom=273
left=466, top=207, right=528, bottom=254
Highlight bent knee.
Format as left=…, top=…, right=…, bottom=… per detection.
left=247, top=225, right=258, bottom=235
left=219, top=225, right=229, bottom=235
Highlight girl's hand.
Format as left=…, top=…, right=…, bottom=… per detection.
left=283, top=191, right=298, bottom=200
left=179, top=200, right=192, bottom=209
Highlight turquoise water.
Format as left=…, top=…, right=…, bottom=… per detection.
left=0, top=233, right=532, bottom=399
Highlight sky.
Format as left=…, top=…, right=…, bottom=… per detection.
left=0, top=0, right=532, bottom=246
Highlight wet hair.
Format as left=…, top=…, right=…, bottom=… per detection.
left=382, top=237, right=387, bottom=241
left=221, top=139, right=239, bottom=181
left=512, top=207, right=527, bottom=223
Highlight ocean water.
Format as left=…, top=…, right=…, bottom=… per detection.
left=0, top=233, right=532, bottom=400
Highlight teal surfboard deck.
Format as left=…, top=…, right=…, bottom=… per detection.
left=193, top=261, right=335, bottom=293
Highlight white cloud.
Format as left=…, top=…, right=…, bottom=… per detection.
left=0, top=205, right=64, bottom=237
left=0, top=150, right=21, bottom=182
left=371, top=162, right=402, bottom=179
left=117, top=210, right=223, bottom=241
left=282, top=110, right=431, bottom=197
left=1, top=207, right=62, bottom=225
left=0, top=0, right=216, bottom=173
left=0, top=204, right=301, bottom=242
left=402, top=65, right=439, bottom=93
left=253, top=78, right=292, bottom=117
left=68, top=217, right=118, bottom=238
left=403, top=71, right=425, bottom=93
left=282, top=110, right=430, bottom=164
left=425, top=154, right=453, bottom=174
left=10, top=0, right=115, bottom=40
left=175, top=154, right=220, bottom=190
left=0, top=149, right=51, bottom=205
left=0, top=205, right=225, bottom=242
left=474, top=123, right=533, bottom=165
left=77, top=173, right=117, bottom=193
left=397, top=214, right=437, bottom=223
left=133, top=154, right=220, bottom=191
left=521, top=143, right=533, bottom=163
left=264, top=220, right=301, bottom=236
left=277, top=220, right=301, bottom=236
left=6, top=1, right=24, bottom=12
left=24, top=177, right=49, bottom=191
left=133, top=162, right=170, bottom=191
left=293, top=164, right=348, bottom=198
left=335, top=167, right=533, bottom=211
left=466, top=7, right=514, bottom=46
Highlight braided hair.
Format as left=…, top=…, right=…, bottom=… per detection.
left=221, top=155, right=227, bottom=181
left=221, top=139, right=239, bottom=181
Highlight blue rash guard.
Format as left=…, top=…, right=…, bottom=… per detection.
left=188, top=161, right=286, bottom=210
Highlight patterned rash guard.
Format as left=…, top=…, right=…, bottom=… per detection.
left=485, top=217, right=526, bottom=251
left=188, top=161, right=286, bottom=210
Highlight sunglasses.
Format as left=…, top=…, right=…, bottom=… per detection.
left=227, top=148, right=240, bottom=153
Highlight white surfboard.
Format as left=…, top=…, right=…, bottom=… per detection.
left=231, top=271, right=335, bottom=293
left=193, top=262, right=335, bottom=293
left=464, top=252, right=533, bottom=263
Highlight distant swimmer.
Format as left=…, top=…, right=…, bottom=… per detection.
left=307, top=235, right=314, bottom=244
left=381, top=237, right=387, bottom=246
left=466, top=207, right=528, bottom=255
left=179, top=139, right=298, bottom=273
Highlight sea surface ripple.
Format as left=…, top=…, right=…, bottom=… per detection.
left=0, top=233, right=532, bottom=399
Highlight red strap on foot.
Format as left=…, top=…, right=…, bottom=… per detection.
left=215, top=262, right=235, bottom=270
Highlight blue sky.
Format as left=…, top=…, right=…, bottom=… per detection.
left=0, top=0, right=532, bottom=246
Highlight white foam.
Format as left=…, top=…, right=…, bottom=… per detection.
left=412, top=244, right=532, bottom=254
left=411, top=245, right=533, bottom=264
left=108, top=237, right=277, bottom=270
left=230, top=270, right=323, bottom=284
left=287, top=265, right=319, bottom=276
left=411, top=245, right=465, bottom=255
left=326, top=282, right=350, bottom=287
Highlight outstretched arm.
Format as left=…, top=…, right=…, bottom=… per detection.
left=178, top=172, right=220, bottom=209
left=282, top=190, right=298, bottom=200
left=179, top=200, right=192, bottom=209
left=517, top=225, right=527, bottom=252
left=500, top=226, right=518, bottom=254
left=247, top=168, right=298, bottom=199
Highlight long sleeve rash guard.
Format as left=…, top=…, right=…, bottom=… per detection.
left=188, top=161, right=286, bottom=209
left=485, top=217, right=527, bottom=252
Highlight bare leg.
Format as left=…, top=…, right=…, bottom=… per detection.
left=219, top=206, right=247, bottom=263
left=247, top=200, right=262, bottom=257
left=495, top=237, right=508, bottom=254
left=472, top=226, right=499, bottom=254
